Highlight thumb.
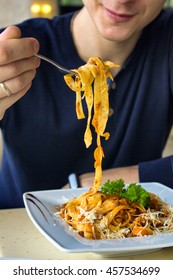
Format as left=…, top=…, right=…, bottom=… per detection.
left=0, top=26, right=21, bottom=40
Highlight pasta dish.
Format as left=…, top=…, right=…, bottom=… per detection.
left=57, top=57, right=173, bottom=240
left=57, top=180, right=173, bottom=239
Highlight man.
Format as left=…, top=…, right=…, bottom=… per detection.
left=0, top=1, right=172, bottom=208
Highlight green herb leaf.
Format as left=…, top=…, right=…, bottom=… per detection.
left=124, top=183, right=150, bottom=207
left=100, top=179, right=125, bottom=196
left=100, top=179, right=150, bottom=207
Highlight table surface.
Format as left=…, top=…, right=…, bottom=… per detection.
left=0, top=208, right=173, bottom=260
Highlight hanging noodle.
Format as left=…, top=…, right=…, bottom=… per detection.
left=55, top=57, right=173, bottom=240
left=64, top=57, right=118, bottom=191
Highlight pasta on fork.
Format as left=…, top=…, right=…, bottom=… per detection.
left=64, top=57, right=118, bottom=191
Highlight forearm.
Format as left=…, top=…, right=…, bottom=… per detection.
left=79, top=156, right=173, bottom=188
left=66, top=156, right=173, bottom=189
left=79, top=165, right=139, bottom=188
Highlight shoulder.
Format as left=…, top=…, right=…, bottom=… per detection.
left=15, top=12, right=76, bottom=54
left=16, top=12, right=75, bottom=37
left=143, top=9, right=173, bottom=49
left=149, top=8, right=173, bottom=32
left=155, top=8, right=173, bottom=24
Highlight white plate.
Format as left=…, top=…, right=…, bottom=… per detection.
left=23, top=182, right=173, bottom=257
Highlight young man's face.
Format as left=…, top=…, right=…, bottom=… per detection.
left=82, top=0, right=166, bottom=41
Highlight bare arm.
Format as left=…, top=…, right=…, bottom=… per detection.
left=62, top=165, right=139, bottom=189
left=78, top=165, right=139, bottom=188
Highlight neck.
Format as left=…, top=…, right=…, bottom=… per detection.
left=71, top=8, right=141, bottom=74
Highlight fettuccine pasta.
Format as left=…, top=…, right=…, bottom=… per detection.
left=64, top=57, right=119, bottom=191
left=57, top=190, right=173, bottom=239
left=57, top=57, right=173, bottom=240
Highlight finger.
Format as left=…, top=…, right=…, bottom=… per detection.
left=0, top=82, right=12, bottom=97
left=0, top=26, right=21, bottom=40
left=0, top=69, right=37, bottom=98
left=0, top=38, right=40, bottom=65
left=62, top=184, right=70, bottom=189
left=79, top=172, right=95, bottom=188
left=0, top=26, right=39, bottom=64
left=0, top=56, right=40, bottom=84
left=0, top=83, right=32, bottom=120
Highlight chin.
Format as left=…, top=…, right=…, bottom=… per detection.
left=97, top=12, right=140, bottom=43
left=100, top=28, right=134, bottom=42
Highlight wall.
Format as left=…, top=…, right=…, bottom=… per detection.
left=0, top=0, right=58, bottom=28
left=166, top=0, right=173, bottom=6
left=0, top=0, right=32, bottom=28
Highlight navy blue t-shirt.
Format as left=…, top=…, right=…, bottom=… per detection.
left=0, top=9, right=173, bottom=208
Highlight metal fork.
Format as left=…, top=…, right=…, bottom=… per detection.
left=35, top=54, right=75, bottom=74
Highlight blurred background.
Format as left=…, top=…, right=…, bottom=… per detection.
left=0, top=0, right=173, bottom=27
left=0, top=0, right=172, bottom=163
left=0, top=0, right=83, bottom=27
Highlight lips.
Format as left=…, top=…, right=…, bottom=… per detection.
left=104, top=7, right=134, bottom=22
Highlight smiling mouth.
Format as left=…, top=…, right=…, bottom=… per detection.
left=104, top=8, right=134, bottom=22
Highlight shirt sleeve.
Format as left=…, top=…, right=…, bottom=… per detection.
left=139, top=156, right=173, bottom=188
left=169, top=21, right=173, bottom=97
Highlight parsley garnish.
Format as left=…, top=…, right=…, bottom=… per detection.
left=100, top=179, right=150, bottom=207
left=100, top=179, right=125, bottom=196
